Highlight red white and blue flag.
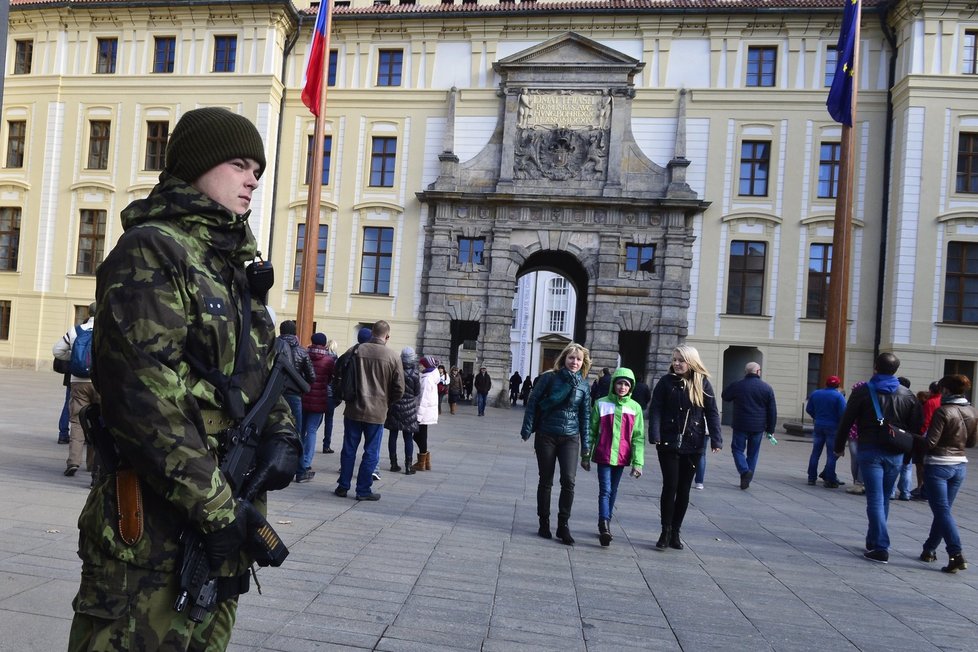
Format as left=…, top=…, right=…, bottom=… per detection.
left=301, top=1, right=330, bottom=116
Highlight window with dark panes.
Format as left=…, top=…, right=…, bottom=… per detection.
left=944, top=241, right=978, bottom=324
left=213, top=36, right=236, bottom=73
left=87, top=121, right=111, bottom=170
left=76, top=209, right=106, bottom=275
left=807, top=243, right=832, bottom=319
left=6, top=121, right=26, bottom=168
left=369, top=137, right=397, bottom=187
left=747, top=46, right=776, bottom=87
left=376, top=49, right=403, bottom=86
left=824, top=46, right=838, bottom=87
left=96, top=38, right=117, bottom=74
left=726, top=240, right=767, bottom=315
left=153, top=37, right=175, bottom=73
left=806, top=353, right=822, bottom=399
left=145, top=121, right=168, bottom=171
left=625, top=243, right=655, bottom=272
left=956, top=133, right=978, bottom=193
left=305, top=135, right=332, bottom=185
left=817, top=142, right=841, bottom=198
left=458, top=237, right=484, bottom=265
left=293, top=223, right=328, bottom=291
left=0, top=207, right=21, bottom=272
left=738, top=141, right=770, bottom=196
left=14, top=40, right=33, bottom=74
left=359, top=227, right=394, bottom=295
left=964, top=31, right=978, bottom=75
left=0, top=300, right=10, bottom=340
left=328, top=50, right=338, bottom=86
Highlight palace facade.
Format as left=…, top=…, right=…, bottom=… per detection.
left=3, top=0, right=977, bottom=416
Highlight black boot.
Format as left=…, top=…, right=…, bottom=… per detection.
left=942, top=553, right=968, bottom=573
left=598, top=519, right=611, bottom=547
left=390, top=457, right=401, bottom=473
left=669, top=528, right=684, bottom=550
left=556, top=520, right=575, bottom=546
left=538, top=517, right=552, bottom=539
left=656, top=527, right=671, bottom=550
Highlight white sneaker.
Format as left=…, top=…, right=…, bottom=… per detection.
left=372, top=471, right=381, bottom=481
left=694, top=483, right=704, bottom=490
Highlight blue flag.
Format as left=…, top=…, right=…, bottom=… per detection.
left=827, top=0, right=859, bottom=126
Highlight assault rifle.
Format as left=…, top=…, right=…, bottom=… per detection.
left=174, top=338, right=309, bottom=622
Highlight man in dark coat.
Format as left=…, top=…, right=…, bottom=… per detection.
left=474, top=366, right=492, bottom=416
left=722, top=362, right=777, bottom=489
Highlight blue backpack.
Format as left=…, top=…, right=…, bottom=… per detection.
left=70, top=325, right=93, bottom=378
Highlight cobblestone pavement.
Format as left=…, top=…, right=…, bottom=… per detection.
left=1, top=368, right=977, bottom=651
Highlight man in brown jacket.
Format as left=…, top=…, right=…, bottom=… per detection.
left=335, top=320, right=404, bottom=501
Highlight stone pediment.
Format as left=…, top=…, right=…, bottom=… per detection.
left=494, top=32, right=641, bottom=70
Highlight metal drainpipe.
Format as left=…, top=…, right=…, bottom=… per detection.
left=874, top=3, right=898, bottom=360
left=267, top=13, right=303, bottom=264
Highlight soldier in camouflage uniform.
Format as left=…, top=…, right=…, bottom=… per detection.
left=68, top=107, right=301, bottom=652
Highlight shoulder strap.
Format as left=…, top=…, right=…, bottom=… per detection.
left=867, top=382, right=885, bottom=425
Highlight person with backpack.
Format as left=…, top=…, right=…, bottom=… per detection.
left=296, top=332, right=334, bottom=482
left=52, top=301, right=99, bottom=478
left=276, top=320, right=316, bottom=434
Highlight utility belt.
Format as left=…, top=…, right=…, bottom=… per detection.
left=82, top=404, right=240, bottom=548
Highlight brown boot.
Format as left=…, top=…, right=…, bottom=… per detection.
left=450, top=404, right=455, bottom=415
left=423, top=451, right=431, bottom=471
left=411, top=453, right=426, bottom=472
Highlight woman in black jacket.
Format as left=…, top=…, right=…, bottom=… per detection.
left=520, top=343, right=592, bottom=545
left=649, top=345, right=722, bottom=550
left=384, top=347, right=420, bottom=474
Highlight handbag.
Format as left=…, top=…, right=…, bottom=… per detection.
left=867, top=382, right=916, bottom=454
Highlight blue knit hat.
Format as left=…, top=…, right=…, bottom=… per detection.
left=357, top=327, right=372, bottom=344
left=311, top=332, right=327, bottom=346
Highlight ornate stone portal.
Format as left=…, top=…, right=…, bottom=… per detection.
left=417, top=32, right=709, bottom=404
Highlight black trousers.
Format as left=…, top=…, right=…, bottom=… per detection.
left=657, top=448, right=698, bottom=530
left=412, top=424, right=429, bottom=453
left=534, top=432, right=580, bottom=523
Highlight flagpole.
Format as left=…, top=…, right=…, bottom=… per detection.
left=822, top=0, right=861, bottom=388
left=297, top=0, right=333, bottom=346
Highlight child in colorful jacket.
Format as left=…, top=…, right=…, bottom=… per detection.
left=582, top=367, right=645, bottom=547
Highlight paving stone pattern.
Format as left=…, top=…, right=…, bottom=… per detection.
left=1, top=369, right=976, bottom=651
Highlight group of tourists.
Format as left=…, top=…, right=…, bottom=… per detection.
left=54, top=106, right=975, bottom=652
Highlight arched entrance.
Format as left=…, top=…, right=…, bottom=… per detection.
left=721, top=346, right=763, bottom=425
left=416, top=32, right=709, bottom=405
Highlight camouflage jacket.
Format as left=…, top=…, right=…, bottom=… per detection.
left=82, top=173, right=297, bottom=574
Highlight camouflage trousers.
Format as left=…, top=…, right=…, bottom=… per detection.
left=67, top=556, right=237, bottom=652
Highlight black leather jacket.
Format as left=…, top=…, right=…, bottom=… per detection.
left=649, top=372, right=722, bottom=454
left=833, top=379, right=922, bottom=454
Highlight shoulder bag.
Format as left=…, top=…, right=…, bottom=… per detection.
left=867, top=382, right=916, bottom=454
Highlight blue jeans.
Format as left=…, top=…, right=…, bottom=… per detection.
left=597, top=464, right=625, bottom=520
left=923, top=463, right=966, bottom=555
left=59, top=385, right=70, bottom=441
left=284, top=393, right=303, bottom=434
left=388, top=429, right=414, bottom=463
left=731, top=430, right=763, bottom=476
left=857, top=447, right=904, bottom=551
left=338, top=418, right=383, bottom=497
left=299, top=411, right=324, bottom=473
left=477, top=392, right=488, bottom=415
left=892, top=462, right=913, bottom=499
left=695, top=450, right=706, bottom=484
left=808, top=425, right=840, bottom=482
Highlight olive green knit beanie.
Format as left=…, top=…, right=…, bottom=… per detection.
left=164, top=107, right=266, bottom=183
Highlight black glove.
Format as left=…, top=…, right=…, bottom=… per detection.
left=202, top=503, right=249, bottom=571
left=243, top=433, right=301, bottom=499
